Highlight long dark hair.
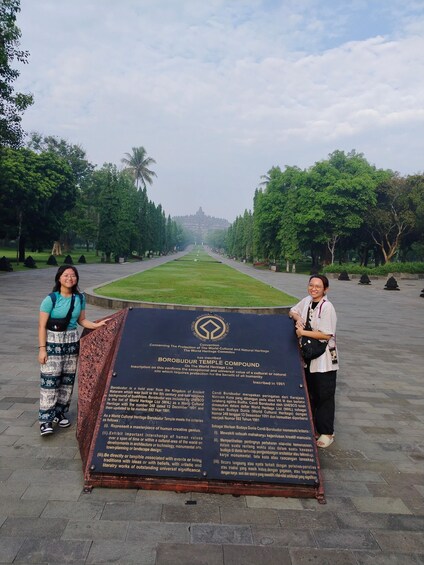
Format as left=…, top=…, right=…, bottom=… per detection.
left=52, top=265, right=81, bottom=293
left=309, top=274, right=329, bottom=290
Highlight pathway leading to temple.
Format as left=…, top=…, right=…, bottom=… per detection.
left=0, top=250, right=423, bottom=564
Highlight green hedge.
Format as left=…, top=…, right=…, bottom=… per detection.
left=323, top=262, right=424, bottom=275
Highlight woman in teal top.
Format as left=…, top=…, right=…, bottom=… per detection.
left=38, top=265, right=108, bottom=436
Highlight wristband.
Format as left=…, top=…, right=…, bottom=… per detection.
left=38, top=346, right=46, bottom=348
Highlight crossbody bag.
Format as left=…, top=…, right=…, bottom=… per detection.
left=46, top=293, right=78, bottom=332
left=299, top=303, right=328, bottom=360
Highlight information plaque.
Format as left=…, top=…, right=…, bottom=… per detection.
left=80, top=308, right=323, bottom=499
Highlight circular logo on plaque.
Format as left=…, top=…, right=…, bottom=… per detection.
left=192, top=314, right=229, bottom=341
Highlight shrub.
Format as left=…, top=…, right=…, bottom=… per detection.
left=0, top=256, right=13, bottom=271
left=78, top=255, right=86, bottom=264
left=24, top=256, right=37, bottom=268
left=63, top=255, right=73, bottom=264
left=338, top=270, right=350, bottom=280
left=358, top=273, right=371, bottom=285
left=323, top=262, right=424, bottom=276
left=46, top=255, right=58, bottom=266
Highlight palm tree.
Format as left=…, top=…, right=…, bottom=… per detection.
left=121, top=146, right=157, bottom=190
left=259, top=172, right=271, bottom=187
left=259, top=166, right=282, bottom=188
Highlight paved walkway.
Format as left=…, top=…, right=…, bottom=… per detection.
left=0, top=252, right=423, bottom=564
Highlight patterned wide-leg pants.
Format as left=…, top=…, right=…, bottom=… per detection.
left=39, top=329, right=80, bottom=423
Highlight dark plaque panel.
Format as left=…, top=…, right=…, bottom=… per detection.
left=90, top=309, right=319, bottom=486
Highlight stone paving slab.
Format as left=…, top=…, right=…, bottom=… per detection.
left=40, top=500, right=105, bottom=521
left=289, top=548, right=359, bottom=565
left=86, top=540, right=157, bottom=564
left=351, top=551, right=424, bottom=565
left=223, top=544, right=292, bottom=565
left=351, top=496, right=413, bottom=514
left=190, top=523, right=253, bottom=545
left=251, top=524, right=316, bottom=547
left=246, top=495, right=303, bottom=510
left=156, top=543, right=223, bottom=565
left=101, top=501, right=162, bottom=522
left=14, top=537, right=92, bottom=564
left=161, top=504, right=221, bottom=524
left=126, top=521, right=190, bottom=544
left=0, top=516, right=68, bottom=538
left=0, top=537, right=26, bottom=564
left=371, top=529, right=424, bottom=552
left=1, top=251, right=424, bottom=563
left=62, top=519, right=129, bottom=541
left=313, top=528, right=380, bottom=550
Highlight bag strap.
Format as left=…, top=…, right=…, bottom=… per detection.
left=63, top=294, right=76, bottom=328
left=49, top=292, right=57, bottom=309
left=317, top=298, right=327, bottom=317
left=305, top=306, right=313, bottom=331
left=306, top=298, right=327, bottom=330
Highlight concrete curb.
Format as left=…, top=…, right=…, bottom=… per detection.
left=84, top=285, right=292, bottom=315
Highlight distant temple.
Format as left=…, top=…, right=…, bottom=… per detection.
left=173, top=207, right=230, bottom=239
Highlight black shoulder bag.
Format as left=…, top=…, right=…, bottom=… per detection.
left=299, top=306, right=328, bottom=360
left=46, top=294, right=76, bottom=332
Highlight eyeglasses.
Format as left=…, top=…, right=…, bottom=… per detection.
left=61, top=275, right=77, bottom=280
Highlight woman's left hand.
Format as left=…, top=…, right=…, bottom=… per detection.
left=295, top=320, right=305, bottom=336
left=295, top=326, right=304, bottom=337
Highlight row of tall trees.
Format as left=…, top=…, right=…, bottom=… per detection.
left=223, top=151, right=424, bottom=268
left=0, top=137, right=188, bottom=261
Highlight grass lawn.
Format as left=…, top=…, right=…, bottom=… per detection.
left=0, top=247, right=105, bottom=272
left=0, top=247, right=149, bottom=272
left=95, top=248, right=296, bottom=307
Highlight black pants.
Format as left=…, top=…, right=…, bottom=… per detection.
left=305, top=368, right=337, bottom=435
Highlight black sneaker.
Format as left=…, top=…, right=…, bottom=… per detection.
left=53, top=412, right=71, bottom=428
left=40, top=422, right=54, bottom=436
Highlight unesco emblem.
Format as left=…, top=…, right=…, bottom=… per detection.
left=192, top=314, right=229, bottom=341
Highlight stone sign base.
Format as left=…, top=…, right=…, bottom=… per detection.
left=81, top=474, right=324, bottom=501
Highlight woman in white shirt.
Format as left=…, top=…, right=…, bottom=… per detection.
left=289, top=275, right=339, bottom=448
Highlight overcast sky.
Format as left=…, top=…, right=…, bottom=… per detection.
left=15, top=0, right=424, bottom=222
